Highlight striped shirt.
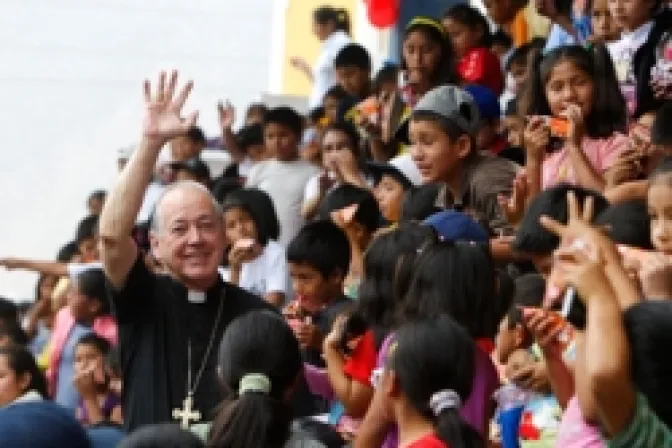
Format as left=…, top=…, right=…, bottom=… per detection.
left=608, top=394, right=672, bottom=448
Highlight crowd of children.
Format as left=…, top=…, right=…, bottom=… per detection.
left=1, top=0, right=672, bottom=447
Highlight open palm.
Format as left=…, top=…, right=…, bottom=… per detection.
left=142, top=70, right=198, bottom=142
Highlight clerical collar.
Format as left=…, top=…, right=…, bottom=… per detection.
left=187, top=290, right=207, bottom=304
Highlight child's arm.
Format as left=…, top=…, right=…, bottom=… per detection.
left=109, top=405, right=123, bottom=425
left=604, top=180, right=648, bottom=204
left=217, top=102, right=246, bottom=163
left=0, top=258, right=69, bottom=277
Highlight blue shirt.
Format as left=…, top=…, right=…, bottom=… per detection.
left=544, top=14, right=592, bottom=52
left=54, top=323, right=92, bottom=414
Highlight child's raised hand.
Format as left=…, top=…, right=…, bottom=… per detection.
left=324, top=314, right=348, bottom=351
left=74, top=365, right=98, bottom=398
left=638, top=253, right=672, bottom=299
left=217, top=100, right=235, bottom=130
left=521, top=308, right=566, bottom=358
left=498, top=169, right=529, bottom=226
left=560, top=104, right=586, bottom=149
left=523, top=116, right=551, bottom=159
left=554, top=241, right=610, bottom=303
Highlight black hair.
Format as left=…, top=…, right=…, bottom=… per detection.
left=75, top=215, right=99, bottom=245
left=400, top=240, right=500, bottom=339
left=553, top=0, right=573, bottom=17
left=391, top=316, right=483, bottom=448
left=107, top=345, right=121, bottom=378
left=443, top=4, right=493, bottom=47
left=505, top=42, right=535, bottom=71
left=120, top=424, right=204, bottom=448
left=334, top=43, right=372, bottom=71
left=491, top=30, right=513, bottom=49
left=400, top=184, right=443, bottom=222
left=322, top=121, right=363, bottom=159
left=221, top=188, right=281, bottom=246
left=319, top=184, right=382, bottom=234
left=344, top=223, right=438, bottom=349
left=0, top=297, right=18, bottom=324
left=287, top=220, right=351, bottom=279
left=523, top=44, right=626, bottom=138
left=324, top=85, right=350, bottom=103
left=0, top=323, right=29, bottom=346
left=308, top=106, right=326, bottom=123
left=236, top=124, right=264, bottom=152
left=374, top=64, right=399, bottom=92
left=402, top=18, right=460, bottom=87
left=208, top=311, right=302, bottom=448
left=514, top=184, right=610, bottom=254
left=76, top=333, right=112, bottom=356
left=624, top=300, right=672, bottom=427
left=595, top=200, right=653, bottom=250
left=88, top=189, right=107, bottom=203
left=651, top=102, right=672, bottom=146
left=264, top=106, right=304, bottom=138
left=186, top=126, right=207, bottom=145
left=245, top=103, right=268, bottom=122
left=211, top=177, right=243, bottom=205
left=74, top=269, right=111, bottom=315
left=506, top=273, right=546, bottom=330
left=313, top=6, right=351, bottom=35
left=0, top=344, right=48, bottom=399
left=56, top=241, right=81, bottom=262
left=649, top=156, right=672, bottom=188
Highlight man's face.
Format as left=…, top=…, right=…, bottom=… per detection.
left=150, top=186, right=225, bottom=289
left=336, top=66, right=370, bottom=99
left=409, top=119, right=470, bottom=184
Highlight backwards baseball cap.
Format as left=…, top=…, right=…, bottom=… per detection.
left=367, top=153, right=422, bottom=189
left=463, top=85, right=501, bottom=122
left=396, top=85, right=481, bottom=144
left=423, top=210, right=489, bottom=243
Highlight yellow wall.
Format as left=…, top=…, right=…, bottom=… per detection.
left=282, top=0, right=357, bottom=95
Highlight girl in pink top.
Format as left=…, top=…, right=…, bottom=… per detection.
left=522, top=45, right=628, bottom=194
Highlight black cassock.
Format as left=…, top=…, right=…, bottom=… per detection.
left=107, top=256, right=274, bottom=431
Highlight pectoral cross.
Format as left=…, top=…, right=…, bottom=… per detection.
left=172, top=393, right=202, bottom=429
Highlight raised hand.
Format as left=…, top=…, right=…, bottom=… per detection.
left=0, top=258, right=19, bottom=270
left=142, top=71, right=198, bottom=143
left=523, top=116, right=551, bottom=160
left=217, top=101, right=236, bottom=130
left=638, top=253, right=672, bottom=299
left=498, top=169, right=529, bottom=226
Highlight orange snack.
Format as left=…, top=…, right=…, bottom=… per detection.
left=544, top=117, right=569, bottom=138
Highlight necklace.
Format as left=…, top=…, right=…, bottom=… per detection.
left=173, top=290, right=225, bottom=429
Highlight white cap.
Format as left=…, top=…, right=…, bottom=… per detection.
left=368, top=153, right=422, bottom=188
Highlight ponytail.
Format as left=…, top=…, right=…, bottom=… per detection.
left=435, top=407, right=484, bottom=448
left=207, top=392, right=292, bottom=448
left=314, top=6, right=351, bottom=35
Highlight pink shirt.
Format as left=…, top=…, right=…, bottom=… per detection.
left=555, top=396, right=605, bottom=448
left=542, top=134, right=628, bottom=189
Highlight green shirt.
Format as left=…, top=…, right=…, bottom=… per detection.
left=608, top=394, right=672, bottom=448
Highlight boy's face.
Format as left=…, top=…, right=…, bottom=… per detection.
left=323, top=95, right=341, bottom=124
left=264, top=123, right=299, bottom=161
left=409, top=119, right=471, bottom=184
left=509, top=61, right=529, bottom=94
left=593, top=0, right=621, bottom=41
left=78, top=237, right=99, bottom=263
left=288, top=262, right=341, bottom=304
left=374, top=175, right=406, bottom=222
left=609, top=0, right=654, bottom=31
left=495, top=315, right=524, bottom=364
left=476, top=120, right=499, bottom=152
left=336, top=66, right=370, bottom=99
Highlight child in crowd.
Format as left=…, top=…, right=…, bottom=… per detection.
left=73, top=334, right=122, bottom=426
left=495, top=274, right=561, bottom=447
left=0, top=344, right=48, bottom=407
left=86, top=190, right=106, bottom=217
left=246, top=106, right=321, bottom=247
left=588, top=0, right=621, bottom=44
left=319, top=185, right=382, bottom=298
left=369, top=154, right=423, bottom=223
left=334, top=43, right=372, bottom=101
left=523, top=45, right=628, bottom=193
left=364, top=316, right=483, bottom=448
left=220, top=123, right=268, bottom=182
left=373, top=63, right=399, bottom=99
left=442, top=4, right=505, bottom=95
left=302, top=121, right=370, bottom=221
left=647, top=160, right=672, bottom=256
left=401, top=17, right=459, bottom=107
left=25, top=273, right=58, bottom=356
left=491, top=29, right=514, bottom=61
left=406, top=85, right=518, bottom=233
left=49, top=269, right=116, bottom=414
left=284, top=220, right=352, bottom=367
left=400, top=184, right=443, bottom=222
left=608, top=0, right=672, bottom=117
left=220, top=188, right=289, bottom=306
left=323, top=85, right=351, bottom=124
left=321, top=224, right=437, bottom=438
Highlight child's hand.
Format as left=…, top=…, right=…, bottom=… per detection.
left=324, top=314, right=347, bottom=351
left=217, top=101, right=235, bottom=130
left=228, top=238, right=262, bottom=268
left=508, top=355, right=551, bottom=393
left=638, top=253, right=672, bottom=299
left=74, top=365, right=98, bottom=398
left=604, top=148, right=645, bottom=187
left=501, top=116, right=525, bottom=147
left=498, top=169, right=529, bottom=226
left=560, top=104, right=586, bottom=149
left=523, top=117, right=551, bottom=159
left=554, top=240, right=609, bottom=303
left=521, top=308, right=565, bottom=358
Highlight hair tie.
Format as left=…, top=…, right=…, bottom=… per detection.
left=239, top=373, right=271, bottom=395
left=406, top=17, right=447, bottom=37
left=429, top=390, right=461, bottom=416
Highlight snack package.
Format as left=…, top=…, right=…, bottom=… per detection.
left=540, top=116, right=569, bottom=138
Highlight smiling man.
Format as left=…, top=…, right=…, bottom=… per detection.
left=99, top=71, right=273, bottom=431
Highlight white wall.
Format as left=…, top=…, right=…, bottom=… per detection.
left=0, top=0, right=274, bottom=300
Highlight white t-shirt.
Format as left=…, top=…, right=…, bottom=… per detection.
left=309, top=30, right=351, bottom=109
left=136, top=181, right=165, bottom=224
left=246, top=159, right=320, bottom=247
left=218, top=240, right=291, bottom=300
left=67, top=262, right=103, bottom=278
left=608, top=21, right=654, bottom=82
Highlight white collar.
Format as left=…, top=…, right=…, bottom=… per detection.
left=622, top=21, right=654, bottom=43
left=8, top=390, right=43, bottom=406
left=187, top=290, right=207, bottom=304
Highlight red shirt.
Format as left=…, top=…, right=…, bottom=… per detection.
left=457, top=48, right=504, bottom=96
left=406, top=434, right=449, bottom=448
left=343, top=330, right=377, bottom=386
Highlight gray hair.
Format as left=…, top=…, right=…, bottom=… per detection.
left=150, top=181, right=222, bottom=233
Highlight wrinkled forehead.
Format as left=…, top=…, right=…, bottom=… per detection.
left=156, top=186, right=219, bottom=228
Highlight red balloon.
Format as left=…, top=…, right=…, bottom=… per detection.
left=366, top=0, right=399, bottom=28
